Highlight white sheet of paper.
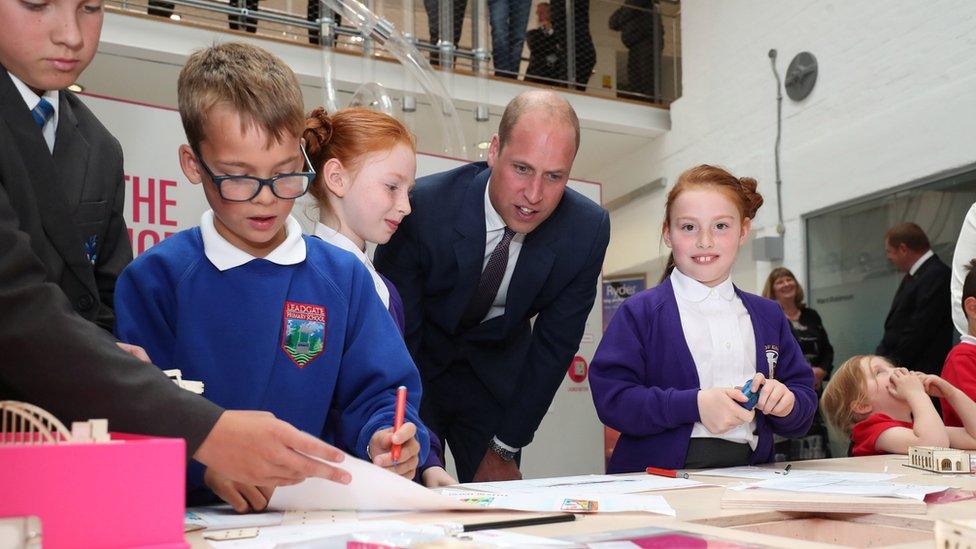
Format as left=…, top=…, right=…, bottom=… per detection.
left=206, top=520, right=445, bottom=548
left=438, top=489, right=676, bottom=515
left=459, top=529, right=576, bottom=546
left=695, top=466, right=900, bottom=482
left=730, top=478, right=947, bottom=501
left=460, top=474, right=703, bottom=495
left=185, top=506, right=285, bottom=530
left=268, top=453, right=480, bottom=511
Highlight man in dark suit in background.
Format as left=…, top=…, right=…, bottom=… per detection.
left=877, top=222, right=953, bottom=375
left=0, top=0, right=350, bottom=490
left=375, top=90, right=611, bottom=482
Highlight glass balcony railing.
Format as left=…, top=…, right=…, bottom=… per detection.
left=109, top=0, right=680, bottom=105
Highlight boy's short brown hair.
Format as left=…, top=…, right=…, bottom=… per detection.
left=820, top=355, right=871, bottom=434
left=178, top=42, right=304, bottom=150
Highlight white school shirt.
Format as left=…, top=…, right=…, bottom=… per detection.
left=10, top=73, right=60, bottom=153
left=313, top=222, right=390, bottom=308
left=670, top=269, right=759, bottom=448
left=478, top=183, right=526, bottom=323
left=200, top=210, right=305, bottom=271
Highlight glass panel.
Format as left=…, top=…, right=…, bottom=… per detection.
left=806, top=169, right=976, bottom=364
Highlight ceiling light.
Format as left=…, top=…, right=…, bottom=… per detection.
left=169, top=14, right=181, bottom=21
left=476, top=141, right=490, bottom=150
left=67, top=83, right=84, bottom=93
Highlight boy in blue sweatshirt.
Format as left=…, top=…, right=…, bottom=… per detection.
left=114, top=42, right=428, bottom=512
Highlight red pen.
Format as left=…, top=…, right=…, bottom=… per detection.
left=646, top=466, right=689, bottom=479
left=391, top=386, right=407, bottom=463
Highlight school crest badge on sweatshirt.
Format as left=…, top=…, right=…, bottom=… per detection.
left=281, top=301, right=327, bottom=368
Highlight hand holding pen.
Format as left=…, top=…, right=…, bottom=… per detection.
left=368, top=386, right=421, bottom=479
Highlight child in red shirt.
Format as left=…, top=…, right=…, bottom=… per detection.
left=822, top=355, right=976, bottom=456
left=941, top=258, right=976, bottom=426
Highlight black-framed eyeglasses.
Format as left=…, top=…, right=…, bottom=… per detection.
left=193, top=145, right=316, bottom=202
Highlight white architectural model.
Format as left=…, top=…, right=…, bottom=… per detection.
left=907, top=446, right=972, bottom=473
left=0, top=401, right=109, bottom=444
left=163, top=369, right=205, bottom=394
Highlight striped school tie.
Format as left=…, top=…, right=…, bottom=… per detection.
left=31, top=97, right=54, bottom=129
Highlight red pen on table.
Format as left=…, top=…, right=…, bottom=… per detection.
left=646, top=466, right=689, bottom=479
left=391, top=385, right=407, bottom=464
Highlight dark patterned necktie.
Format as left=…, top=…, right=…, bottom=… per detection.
left=461, top=227, right=516, bottom=329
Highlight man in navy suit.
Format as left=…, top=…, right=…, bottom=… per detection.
left=375, top=90, right=610, bottom=482
left=877, top=222, right=953, bottom=375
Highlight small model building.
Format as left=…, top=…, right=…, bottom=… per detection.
left=0, top=401, right=109, bottom=444
left=163, top=369, right=205, bottom=394
left=907, top=446, right=972, bottom=473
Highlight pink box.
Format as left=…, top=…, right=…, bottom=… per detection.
left=0, top=433, right=186, bottom=548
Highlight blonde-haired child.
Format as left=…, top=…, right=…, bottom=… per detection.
left=821, top=355, right=976, bottom=455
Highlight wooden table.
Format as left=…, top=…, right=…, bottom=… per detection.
left=190, top=455, right=976, bottom=547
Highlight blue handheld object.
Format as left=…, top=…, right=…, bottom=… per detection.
left=739, top=379, right=760, bottom=410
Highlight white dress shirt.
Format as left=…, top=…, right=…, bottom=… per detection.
left=200, top=210, right=306, bottom=271
left=10, top=73, right=59, bottom=153
left=909, top=249, right=934, bottom=276
left=952, top=204, right=976, bottom=336
left=478, top=184, right=526, bottom=323
left=313, top=222, right=390, bottom=308
left=671, top=269, right=759, bottom=448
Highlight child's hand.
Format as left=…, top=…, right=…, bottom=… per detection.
left=203, top=467, right=275, bottom=513
left=697, top=388, right=755, bottom=434
left=368, top=422, right=421, bottom=480
left=750, top=373, right=796, bottom=417
left=888, top=369, right=925, bottom=399
left=921, top=374, right=955, bottom=399
left=116, top=342, right=151, bottom=363
left=421, top=466, right=457, bottom=487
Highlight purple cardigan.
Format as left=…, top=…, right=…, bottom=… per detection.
left=382, top=275, right=445, bottom=471
left=590, top=278, right=816, bottom=473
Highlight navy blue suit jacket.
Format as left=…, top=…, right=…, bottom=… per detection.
left=375, top=162, right=610, bottom=448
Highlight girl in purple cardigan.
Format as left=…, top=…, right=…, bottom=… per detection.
left=304, top=107, right=456, bottom=487
left=591, top=165, right=816, bottom=473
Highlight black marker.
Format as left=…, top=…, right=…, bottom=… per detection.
left=462, top=513, right=576, bottom=532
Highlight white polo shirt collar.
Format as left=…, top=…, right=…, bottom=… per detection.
left=200, top=210, right=306, bottom=271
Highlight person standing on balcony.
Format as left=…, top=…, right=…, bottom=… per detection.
left=424, top=0, right=468, bottom=66
left=487, top=0, right=532, bottom=78
left=551, top=0, right=595, bottom=90
left=228, top=0, right=259, bottom=34
left=610, top=0, right=664, bottom=102
left=525, top=2, right=563, bottom=85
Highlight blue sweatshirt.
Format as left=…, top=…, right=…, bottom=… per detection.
left=114, top=227, right=429, bottom=491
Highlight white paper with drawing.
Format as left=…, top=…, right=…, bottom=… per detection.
left=269, top=453, right=479, bottom=511
left=729, top=478, right=947, bottom=501
left=438, top=489, right=676, bottom=515
left=460, top=474, right=704, bottom=495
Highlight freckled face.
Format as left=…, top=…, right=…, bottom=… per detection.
left=663, top=188, right=750, bottom=287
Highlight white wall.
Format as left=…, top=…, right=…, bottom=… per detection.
left=600, top=0, right=976, bottom=292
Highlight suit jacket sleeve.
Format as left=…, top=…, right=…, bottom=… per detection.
left=93, top=138, right=133, bottom=331
left=764, top=312, right=817, bottom=437
left=495, top=211, right=611, bottom=448
left=373, top=214, right=425, bottom=357
left=0, top=174, right=222, bottom=460
left=889, top=263, right=952, bottom=366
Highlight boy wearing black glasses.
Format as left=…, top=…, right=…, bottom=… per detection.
left=114, top=42, right=429, bottom=512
